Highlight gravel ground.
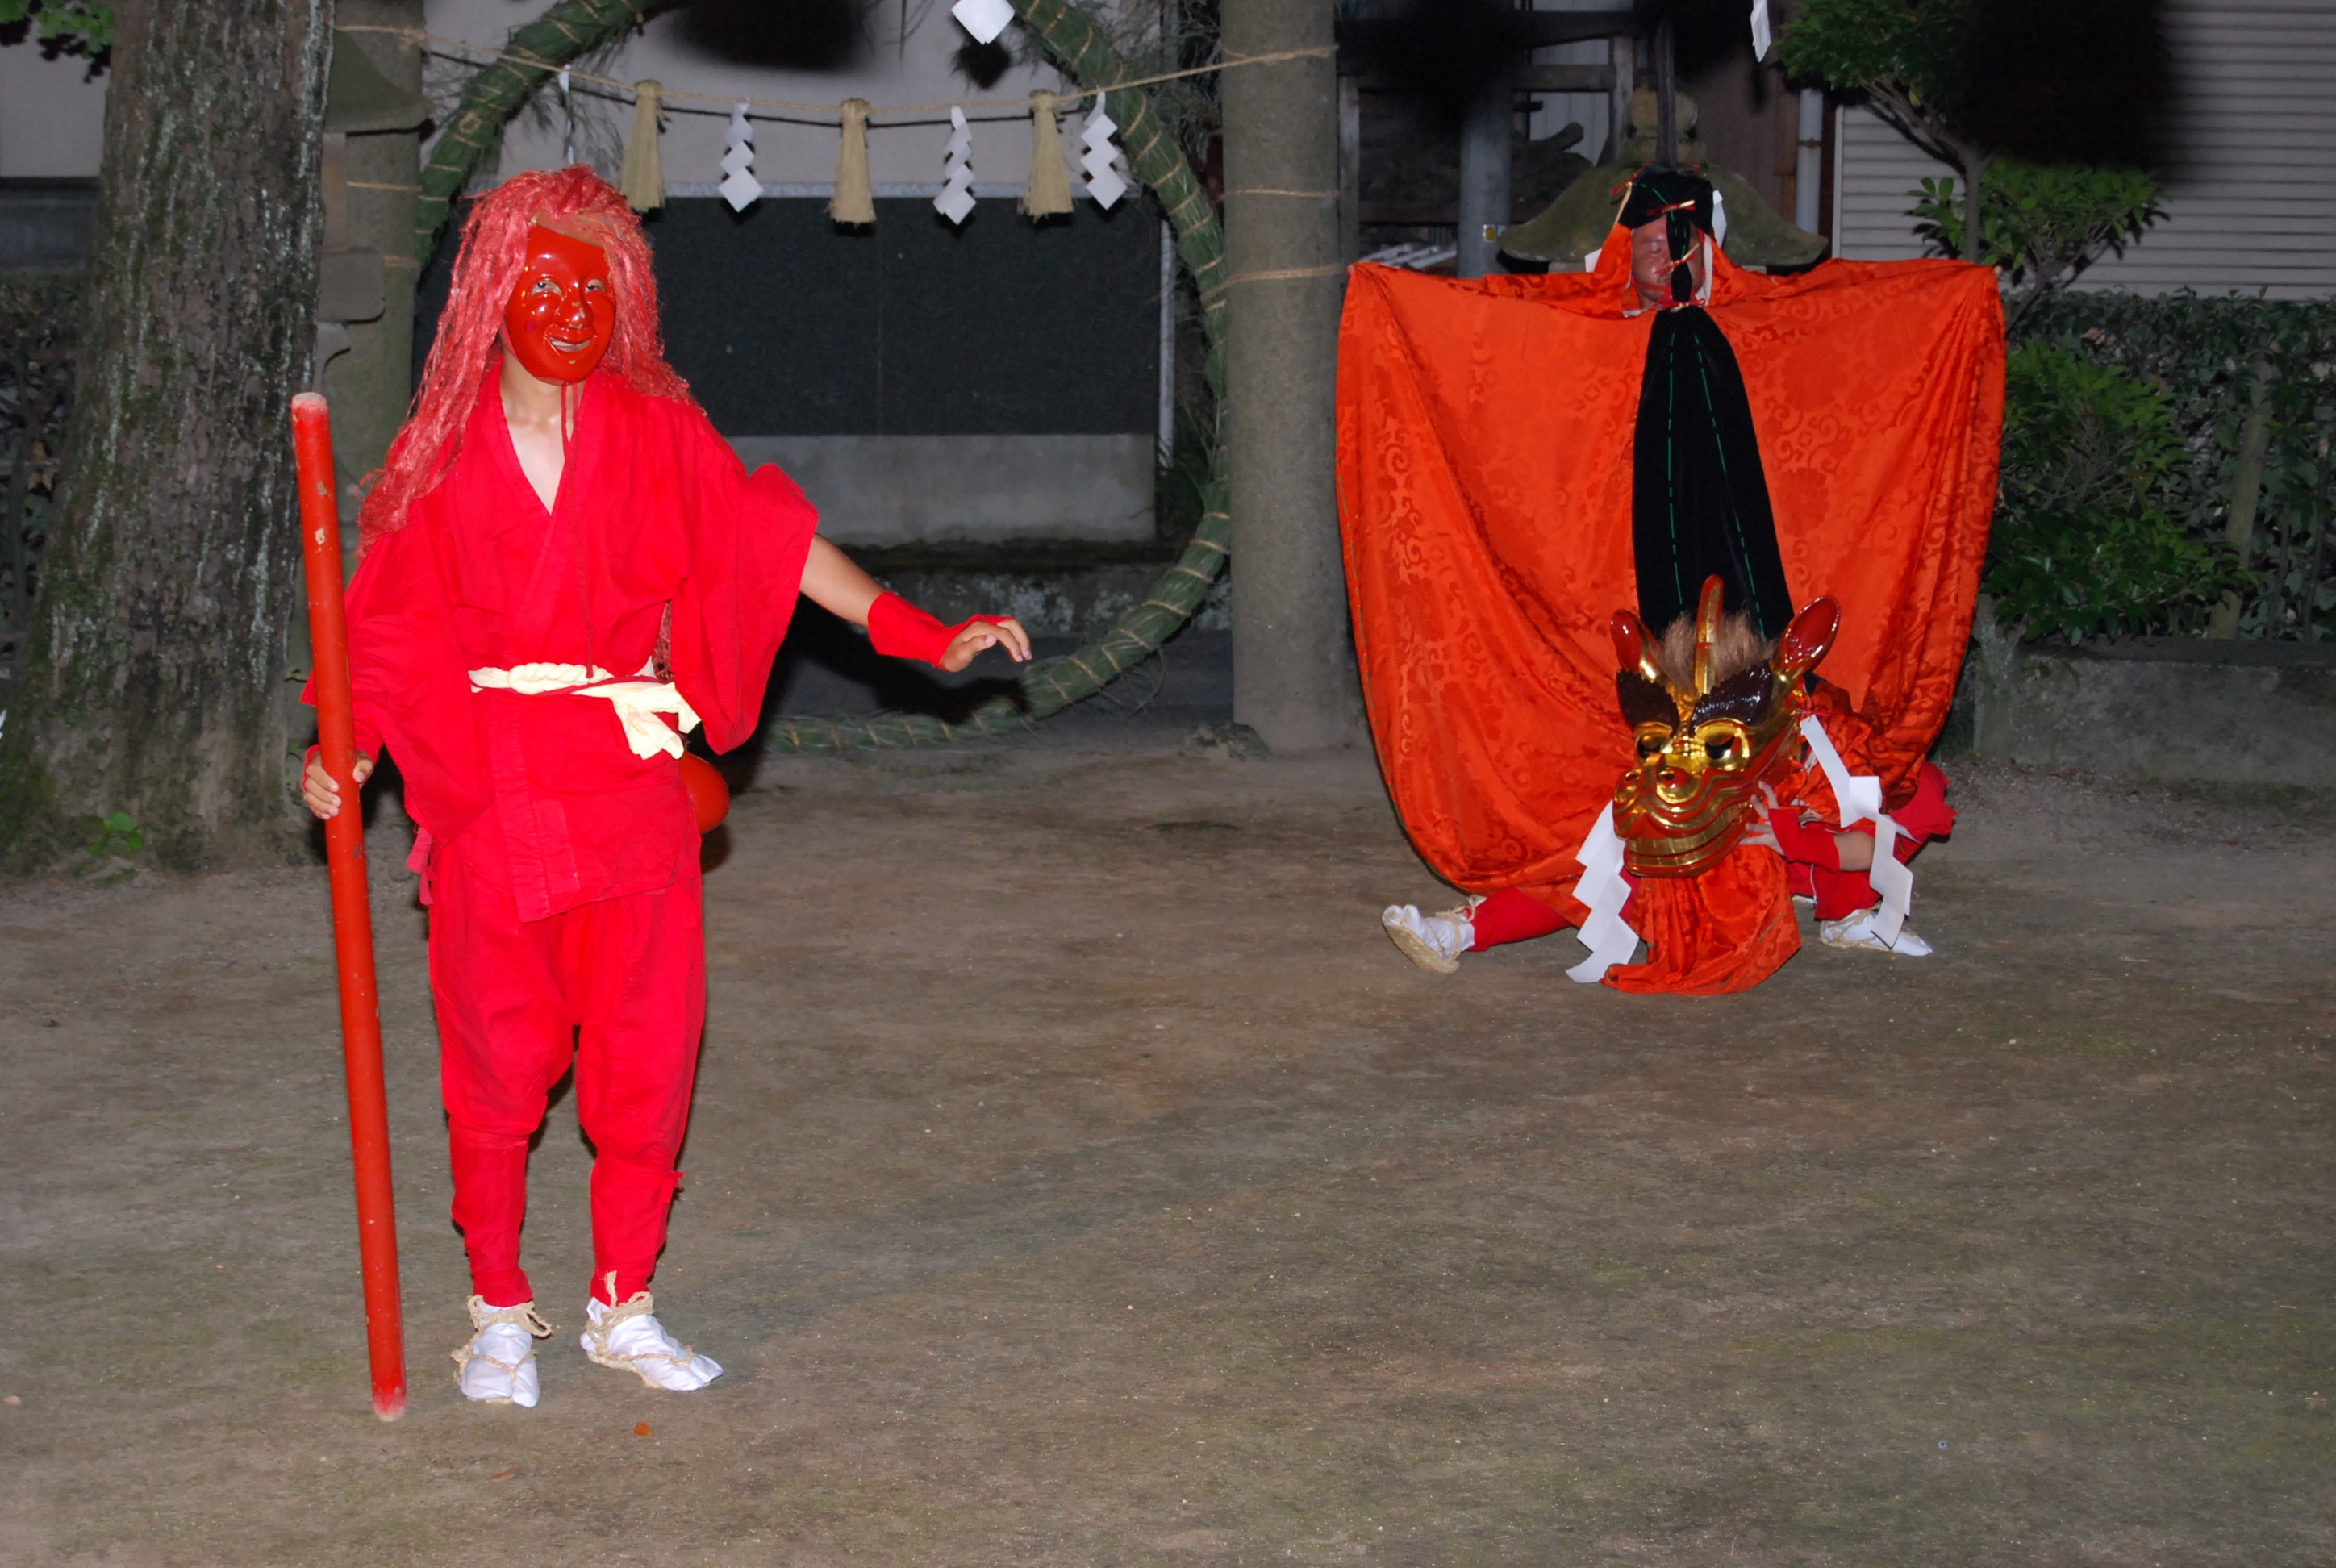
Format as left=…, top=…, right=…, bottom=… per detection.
left=2, top=742, right=2330, bottom=1566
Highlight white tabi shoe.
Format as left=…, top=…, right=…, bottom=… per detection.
left=581, top=1285, right=724, bottom=1392
left=452, top=1297, right=554, bottom=1407
left=1381, top=899, right=1478, bottom=974
left=1819, top=907, right=1933, bottom=957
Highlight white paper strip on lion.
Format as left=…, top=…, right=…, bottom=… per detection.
left=1798, top=715, right=1914, bottom=946
left=719, top=102, right=759, bottom=212
left=1565, top=804, right=1641, bottom=983
left=1080, top=90, right=1128, bottom=209
left=935, top=106, right=976, bottom=225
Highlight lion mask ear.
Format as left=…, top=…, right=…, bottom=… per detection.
left=1609, top=610, right=1666, bottom=686
left=1774, top=597, right=1840, bottom=684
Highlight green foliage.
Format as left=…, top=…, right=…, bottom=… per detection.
left=1912, top=160, right=2163, bottom=323
left=1989, top=345, right=2248, bottom=641
left=1775, top=0, right=1969, bottom=108
left=1779, top=0, right=1987, bottom=256
left=0, top=0, right=112, bottom=56
left=2012, top=294, right=2336, bottom=641
left=77, top=810, right=143, bottom=857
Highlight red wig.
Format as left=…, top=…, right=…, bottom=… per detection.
left=358, top=165, right=693, bottom=553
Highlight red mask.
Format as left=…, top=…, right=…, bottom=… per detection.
left=502, top=224, right=615, bottom=384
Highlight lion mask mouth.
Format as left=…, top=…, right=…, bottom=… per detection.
left=1608, top=576, right=1840, bottom=878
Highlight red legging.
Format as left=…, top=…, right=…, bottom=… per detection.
left=426, top=832, right=706, bottom=1308
left=1469, top=888, right=1572, bottom=949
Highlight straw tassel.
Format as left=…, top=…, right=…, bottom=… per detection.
left=830, top=98, right=875, bottom=226
left=619, top=81, right=665, bottom=213
left=1020, top=90, right=1074, bottom=219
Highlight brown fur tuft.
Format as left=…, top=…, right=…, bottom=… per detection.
left=1654, top=610, right=1773, bottom=690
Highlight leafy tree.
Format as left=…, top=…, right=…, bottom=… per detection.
left=1777, top=0, right=1988, bottom=256
left=1779, top=0, right=2170, bottom=286
left=1911, top=159, right=2163, bottom=326
left=0, top=0, right=111, bottom=56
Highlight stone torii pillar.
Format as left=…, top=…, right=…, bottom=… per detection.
left=1220, top=0, right=1362, bottom=753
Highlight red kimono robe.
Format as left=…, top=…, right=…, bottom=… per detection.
left=332, top=367, right=818, bottom=1307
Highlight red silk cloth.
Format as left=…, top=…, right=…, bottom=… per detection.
left=1336, top=231, right=2004, bottom=943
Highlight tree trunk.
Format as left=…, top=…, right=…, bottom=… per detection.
left=0, top=0, right=333, bottom=871
left=2209, top=352, right=2276, bottom=639
left=327, top=0, right=426, bottom=503
left=1959, top=148, right=1987, bottom=265
left=1221, top=0, right=1362, bottom=752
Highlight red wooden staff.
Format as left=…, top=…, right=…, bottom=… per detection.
left=291, top=392, right=407, bottom=1421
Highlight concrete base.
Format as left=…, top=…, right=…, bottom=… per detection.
left=730, top=434, right=1158, bottom=547
left=1950, top=631, right=2336, bottom=790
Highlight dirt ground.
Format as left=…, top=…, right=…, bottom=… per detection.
left=2, top=734, right=2331, bottom=1566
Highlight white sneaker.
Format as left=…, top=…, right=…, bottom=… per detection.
left=452, top=1297, right=553, bottom=1407
left=1382, top=901, right=1476, bottom=974
left=581, top=1287, right=723, bottom=1391
left=1819, top=907, right=1933, bottom=956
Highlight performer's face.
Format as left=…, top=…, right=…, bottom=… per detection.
left=503, top=223, right=615, bottom=384
left=1629, top=218, right=1706, bottom=306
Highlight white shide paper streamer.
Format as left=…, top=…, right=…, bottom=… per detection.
left=1080, top=91, right=1128, bottom=209
left=719, top=102, right=759, bottom=212
left=934, top=106, right=976, bottom=225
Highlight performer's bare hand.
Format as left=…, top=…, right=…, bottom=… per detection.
left=1739, top=782, right=1784, bottom=855
left=939, top=617, right=1032, bottom=672
left=302, top=750, right=374, bottom=819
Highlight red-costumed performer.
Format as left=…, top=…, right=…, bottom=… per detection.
left=302, top=167, right=1030, bottom=1407
left=1349, top=166, right=2000, bottom=991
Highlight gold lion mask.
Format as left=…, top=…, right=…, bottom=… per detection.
left=1609, top=577, right=1839, bottom=878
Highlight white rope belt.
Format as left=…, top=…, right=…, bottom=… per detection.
left=468, top=661, right=701, bottom=761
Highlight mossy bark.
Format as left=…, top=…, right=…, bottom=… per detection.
left=0, top=0, right=333, bottom=872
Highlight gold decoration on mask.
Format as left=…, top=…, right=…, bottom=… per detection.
left=1608, top=577, right=1840, bottom=878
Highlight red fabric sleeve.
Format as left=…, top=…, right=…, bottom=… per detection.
left=303, top=515, right=490, bottom=842
left=665, top=409, right=823, bottom=754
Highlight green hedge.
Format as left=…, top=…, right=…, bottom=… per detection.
left=2008, top=292, right=2336, bottom=640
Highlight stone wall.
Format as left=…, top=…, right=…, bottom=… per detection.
left=1950, top=628, right=2336, bottom=790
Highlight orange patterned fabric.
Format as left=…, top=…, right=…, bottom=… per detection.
left=1336, top=231, right=2003, bottom=984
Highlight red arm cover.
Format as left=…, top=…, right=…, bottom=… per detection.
left=1765, top=811, right=1843, bottom=870
left=866, top=591, right=1012, bottom=668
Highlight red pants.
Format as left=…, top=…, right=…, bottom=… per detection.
left=425, top=832, right=706, bottom=1308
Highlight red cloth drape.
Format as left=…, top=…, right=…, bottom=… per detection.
left=1336, top=231, right=2004, bottom=945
